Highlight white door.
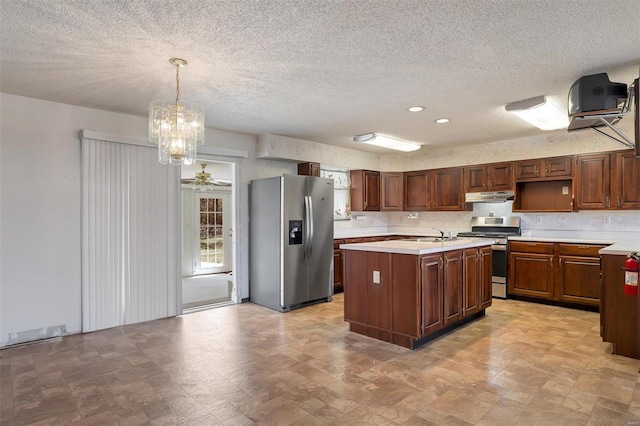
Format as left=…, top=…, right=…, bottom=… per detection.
left=194, top=191, right=231, bottom=274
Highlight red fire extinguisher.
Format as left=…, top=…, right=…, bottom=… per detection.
left=623, top=252, right=639, bottom=296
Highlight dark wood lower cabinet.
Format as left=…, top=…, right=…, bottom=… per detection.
left=601, top=254, right=640, bottom=359
left=509, top=241, right=606, bottom=308
left=479, top=246, right=492, bottom=309
left=557, top=255, right=600, bottom=306
left=509, top=252, right=554, bottom=298
left=333, top=249, right=343, bottom=292
left=443, top=250, right=463, bottom=326
left=344, top=246, right=492, bottom=349
left=420, top=254, right=444, bottom=336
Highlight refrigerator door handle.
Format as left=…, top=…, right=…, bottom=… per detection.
left=304, top=195, right=311, bottom=263
left=307, top=196, right=314, bottom=261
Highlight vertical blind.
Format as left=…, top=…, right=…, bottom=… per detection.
left=81, top=137, right=180, bottom=332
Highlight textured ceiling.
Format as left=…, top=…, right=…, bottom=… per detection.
left=1, top=0, right=639, bottom=153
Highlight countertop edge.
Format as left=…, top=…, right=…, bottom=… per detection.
left=340, top=239, right=495, bottom=255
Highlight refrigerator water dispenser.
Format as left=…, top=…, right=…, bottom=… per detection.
left=288, top=220, right=303, bottom=245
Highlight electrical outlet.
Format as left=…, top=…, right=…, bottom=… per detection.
left=373, top=271, right=380, bottom=284
left=562, top=186, right=569, bottom=195
left=603, top=216, right=610, bottom=225
left=536, top=216, right=542, bottom=223
left=407, top=212, right=419, bottom=219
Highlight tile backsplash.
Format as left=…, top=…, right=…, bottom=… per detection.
left=335, top=203, right=640, bottom=239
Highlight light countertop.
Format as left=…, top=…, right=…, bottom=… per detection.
left=509, top=236, right=618, bottom=245
left=340, top=238, right=495, bottom=255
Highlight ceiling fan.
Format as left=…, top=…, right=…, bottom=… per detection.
left=181, top=163, right=232, bottom=189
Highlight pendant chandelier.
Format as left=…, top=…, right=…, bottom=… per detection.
left=149, top=58, right=205, bottom=165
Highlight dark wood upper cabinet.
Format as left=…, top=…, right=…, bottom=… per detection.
left=575, top=153, right=610, bottom=209
left=487, top=162, right=514, bottom=191
left=380, top=172, right=403, bottom=211
left=350, top=170, right=380, bottom=211
left=297, top=162, right=320, bottom=176
left=464, top=165, right=487, bottom=192
left=403, top=170, right=430, bottom=211
left=611, top=150, right=640, bottom=209
left=465, top=162, right=514, bottom=193
left=431, top=167, right=466, bottom=211
left=515, top=156, right=572, bottom=181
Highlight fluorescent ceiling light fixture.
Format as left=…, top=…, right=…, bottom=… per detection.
left=435, top=118, right=450, bottom=124
left=407, top=106, right=425, bottom=112
left=505, top=95, right=569, bottom=130
left=353, top=133, right=422, bottom=152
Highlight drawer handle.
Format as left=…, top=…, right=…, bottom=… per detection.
left=526, top=243, right=537, bottom=246
left=577, top=246, right=590, bottom=249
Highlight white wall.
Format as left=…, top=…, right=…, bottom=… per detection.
left=0, top=93, right=295, bottom=346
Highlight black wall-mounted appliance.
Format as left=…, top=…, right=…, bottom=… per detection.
left=568, top=73, right=627, bottom=116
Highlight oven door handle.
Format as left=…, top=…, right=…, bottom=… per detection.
left=491, top=245, right=507, bottom=251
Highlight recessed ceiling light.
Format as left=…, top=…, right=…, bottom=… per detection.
left=407, top=106, right=425, bottom=112
left=435, top=118, right=450, bottom=124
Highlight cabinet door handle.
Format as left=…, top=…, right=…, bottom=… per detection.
left=536, top=166, right=539, bottom=176
left=618, top=196, right=621, bottom=206
left=559, top=258, right=562, bottom=267
left=544, top=167, right=548, bottom=175
left=549, top=258, right=553, bottom=265
left=363, top=201, right=367, bottom=209
left=606, top=196, right=610, bottom=208
left=438, top=258, right=443, bottom=269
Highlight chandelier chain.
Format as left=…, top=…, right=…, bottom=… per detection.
left=175, top=65, right=180, bottom=105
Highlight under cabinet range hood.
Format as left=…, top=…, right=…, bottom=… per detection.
left=465, top=191, right=515, bottom=203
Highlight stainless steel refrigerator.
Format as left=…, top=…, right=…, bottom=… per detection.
left=249, top=175, right=334, bottom=312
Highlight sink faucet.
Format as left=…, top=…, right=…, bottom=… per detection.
left=432, top=227, right=453, bottom=239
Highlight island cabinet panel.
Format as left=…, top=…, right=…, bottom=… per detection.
left=443, top=250, right=463, bottom=326
left=390, top=254, right=421, bottom=342
left=343, top=245, right=493, bottom=349
left=403, top=170, right=430, bottom=210
left=479, top=246, right=493, bottom=310
left=611, top=150, right=640, bottom=209
left=343, top=250, right=368, bottom=327
left=381, top=172, right=404, bottom=211
left=462, top=248, right=480, bottom=316
left=343, top=250, right=391, bottom=342
left=350, top=170, right=380, bottom=211
left=365, top=252, right=392, bottom=341
left=601, top=254, right=640, bottom=359
left=420, top=254, right=444, bottom=336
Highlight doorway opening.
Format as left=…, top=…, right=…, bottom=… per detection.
left=181, top=160, right=235, bottom=312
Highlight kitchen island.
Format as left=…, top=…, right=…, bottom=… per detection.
left=340, top=238, right=494, bottom=349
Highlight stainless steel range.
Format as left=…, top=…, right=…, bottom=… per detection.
left=457, top=216, right=521, bottom=299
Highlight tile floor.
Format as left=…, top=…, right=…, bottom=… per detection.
left=1, top=295, right=639, bottom=425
